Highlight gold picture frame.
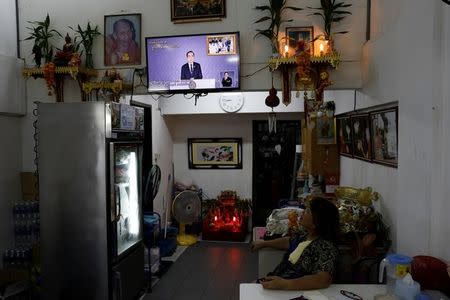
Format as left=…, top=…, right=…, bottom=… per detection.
left=171, top=0, right=226, bottom=23
left=370, top=107, right=398, bottom=167
left=206, top=34, right=236, bottom=55
left=316, top=116, right=337, bottom=145
left=285, top=26, right=314, bottom=56
left=104, top=13, right=142, bottom=66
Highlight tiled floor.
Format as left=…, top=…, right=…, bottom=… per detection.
left=144, top=241, right=258, bottom=300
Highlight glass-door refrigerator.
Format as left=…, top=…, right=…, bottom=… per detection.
left=38, top=102, right=146, bottom=300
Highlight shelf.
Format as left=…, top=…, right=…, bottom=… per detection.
left=268, top=51, right=341, bottom=70
left=22, top=66, right=97, bottom=79
left=22, top=66, right=98, bottom=102
left=82, top=81, right=124, bottom=94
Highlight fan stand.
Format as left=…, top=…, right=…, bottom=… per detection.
left=177, top=223, right=197, bottom=246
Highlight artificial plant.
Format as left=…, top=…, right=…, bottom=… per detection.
left=25, top=14, right=62, bottom=66
left=69, top=22, right=101, bottom=68
left=254, top=0, right=303, bottom=55
left=308, top=0, right=352, bottom=40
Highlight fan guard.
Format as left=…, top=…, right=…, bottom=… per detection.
left=172, top=190, right=201, bottom=224
left=172, top=190, right=201, bottom=246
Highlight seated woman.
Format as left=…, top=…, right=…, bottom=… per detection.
left=251, top=197, right=340, bottom=290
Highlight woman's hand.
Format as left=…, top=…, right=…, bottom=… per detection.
left=250, top=240, right=265, bottom=252
left=260, top=276, right=289, bottom=290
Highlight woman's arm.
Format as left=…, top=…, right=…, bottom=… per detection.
left=250, top=237, right=291, bottom=252
left=261, top=272, right=332, bottom=290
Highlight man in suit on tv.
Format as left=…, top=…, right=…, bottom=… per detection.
left=181, top=51, right=203, bottom=80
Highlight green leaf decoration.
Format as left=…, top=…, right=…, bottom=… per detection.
left=26, top=14, right=62, bottom=64
left=254, top=16, right=272, bottom=23
left=308, top=0, right=352, bottom=38
left=253, top=0, right=303, bottom=54
left=284, top=6, right=303, bottom=11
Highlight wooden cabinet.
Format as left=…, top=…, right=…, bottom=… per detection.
left=302, top=125, right=339, bottom=176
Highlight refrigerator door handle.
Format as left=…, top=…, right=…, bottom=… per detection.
left=114, top=271, right=123, bottom=300
left=116, top=187, right=121, bottom=223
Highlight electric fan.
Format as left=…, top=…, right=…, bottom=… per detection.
left=172, top=190, right=201, bottom=246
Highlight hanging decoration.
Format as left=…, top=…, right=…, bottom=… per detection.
left=265, top=76, right=280, bottom=133
left=281, top=64, right=291, bottom=106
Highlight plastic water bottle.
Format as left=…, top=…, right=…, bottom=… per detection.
left=150, top=247, right=160, bottom=274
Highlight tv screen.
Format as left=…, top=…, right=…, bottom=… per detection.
left=145, top=32, right=240, bottom=93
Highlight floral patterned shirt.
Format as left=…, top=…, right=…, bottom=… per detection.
left=268, top=230, right=338, bottom=280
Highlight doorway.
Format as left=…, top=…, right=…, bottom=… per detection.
left=252, top=120, right=301, bottom=227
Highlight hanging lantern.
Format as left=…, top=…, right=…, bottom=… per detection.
left=265, top=77, right=280, bottom=133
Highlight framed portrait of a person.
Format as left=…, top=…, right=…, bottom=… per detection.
left=316, top=116, right=336, bottom=145
left=286, top=26, right=314, bottom=56
left=351, top=114, right=372, bottom=162
left=370, top=107, right=398, bottom=167
left=337, top=116, right=353, bottom=157
left=104, top=14, right=141, bottom=66
left=171, top=0, right=226, bottom=23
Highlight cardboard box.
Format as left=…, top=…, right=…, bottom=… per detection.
left=21, top=172, right=38, bottom=201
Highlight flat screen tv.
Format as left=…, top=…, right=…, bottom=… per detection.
left=145, top=32, right=240, bottom=93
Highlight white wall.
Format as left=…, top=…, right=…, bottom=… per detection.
left=0, top=0, right=17, bottom=57
left=159, top=90, right=355, bottom=115
left=169, top=113, right=301, bottom=200
left=340, top=0, right=450, bottom=261
left=0, top=0, right=23, bottom=267
left=0, top=117, right=22, bottom=267
left=429, top=3, right=450, bottom=262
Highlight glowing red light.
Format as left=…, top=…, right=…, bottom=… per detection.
left=214, top=216, right=218, bottom=221
left=233, top=216, right=236, bottom=222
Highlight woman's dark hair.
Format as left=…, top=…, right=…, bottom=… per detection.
left=309, top=197, right=340, bottom=243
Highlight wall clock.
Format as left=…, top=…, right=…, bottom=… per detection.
left=219, top=94, right=244, bottom=113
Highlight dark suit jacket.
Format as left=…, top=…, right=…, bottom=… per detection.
left=222, top=77, right=232, bottom=87
left=181, top=62, right=203, bottom=80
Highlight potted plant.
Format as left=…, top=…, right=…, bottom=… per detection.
left=25, top=14, right=62, bottom=67
left=308, top=0, right=352, bottom=50
left=69, top=22, right=101, bottom=68
left=25, top=14, right=62, bottom=95
left=254, top=0, right=303, bottom=56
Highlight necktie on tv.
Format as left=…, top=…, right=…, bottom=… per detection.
left=190, top=64, right=193, bottom=74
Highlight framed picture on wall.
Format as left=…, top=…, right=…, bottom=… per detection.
left=370, top=107, right=398, bottom=167
left=316, top=116, right=336, bottom=145
left=336, top=116, right=353, bottom=157
left=171, top=0, right=226, bottom=23
left=188, top=138, right=242, bottom=169
left=351, top=114, right=372, bottom=161
left=104, top=13, right=141, bottom=66
left=285, top=26, right=314, bottom=56
left=206, top=34, right=236, bottom=55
